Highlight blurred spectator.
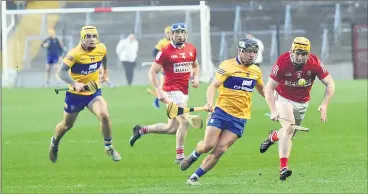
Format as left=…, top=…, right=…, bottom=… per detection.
left=116, top=33, right=139, bottom=86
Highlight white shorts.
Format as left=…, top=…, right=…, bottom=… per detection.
left=275, top=92, right=309, bottom=120
left=162, top=90, right=188, bottom=108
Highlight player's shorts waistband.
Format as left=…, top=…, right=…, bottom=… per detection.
left=215, top=106, right=244, bottom=120
left=66, top=88, right=102, bottom=97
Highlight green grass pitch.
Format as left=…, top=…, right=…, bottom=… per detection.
left=1, top=80, right=367, bottom=194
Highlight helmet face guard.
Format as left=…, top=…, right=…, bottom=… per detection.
left=171, top=23, right=187, bottom=46
left=238, top=38, right=259, bottom=65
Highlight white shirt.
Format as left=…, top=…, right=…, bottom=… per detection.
left=116, top=38, right=139, bottom=62
left=253, top=37, right=264, bottom=64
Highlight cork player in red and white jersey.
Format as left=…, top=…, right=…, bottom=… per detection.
left=129, top=23, right=201, bottom=164
left=259, top=37, right=335, bottom=181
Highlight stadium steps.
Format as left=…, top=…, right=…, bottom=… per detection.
left=6, top=1, right=62, bottom=71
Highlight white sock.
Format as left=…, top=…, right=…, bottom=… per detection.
left=190, top=173, right=199, bottom=179
left=176, top=146, right=184, bottom=159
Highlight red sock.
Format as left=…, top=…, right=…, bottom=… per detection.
left=176, top=146, right=184, bottom=159
left=280, top=157, right=288, bottom=169
left=271, top=131, right=279, bottom=142
left=138, top=126, right=149, bottom=135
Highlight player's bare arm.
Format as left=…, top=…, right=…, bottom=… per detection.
left=100, top=55, right=108, bottom=82
left=255, top=81, right=265, bottom=98
left=191, top=59, right=200, bottom=88
left=205, top=78, right=222, bottom=111
left=264, top=77, right=279, bottom=121
left=148, top=62, right=163, bottom=88
left=102, top=55, right=107, bottom=69
left=58, top=63, right=74, bottom=85
left=318, top=74, right=335, bottom=122
left=58, top=63, right=85, bottom=91
left=148, top=62, right=164, bottom=99
left=41, top=40, right=49, bottom=48
left=58, top=39, right=64, bottom=49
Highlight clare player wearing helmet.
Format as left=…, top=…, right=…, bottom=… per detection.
left=48, top=26, right=121, bottom=163
left=259, top=37, right=335, bottom=181
left=180, top=38, right=265, bottom=185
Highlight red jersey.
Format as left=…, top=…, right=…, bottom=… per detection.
left=155, top=42, right=197, bottom=95
left=270, top=52, right=329, bottom=102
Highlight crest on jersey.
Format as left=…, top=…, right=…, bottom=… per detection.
left=296, top=71, right=302, bottom=78
left=285, top=72, right=292, bottom=77
left=90, top=56, right=95, bottom=62
left=66, top=55, right=74, bottom=62
left=179, top=53, right=186, bottom=59
left=307, top=71, right=312, bottom=76
left=189, top=52, right=193, bottom=57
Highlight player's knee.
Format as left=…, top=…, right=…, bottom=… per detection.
left=287, top=125, right=295, bottom=135
left=61, top=123, right=73, bottom=131
left=202, top=142, right=216, bottom=153
left=167, top=127, right=177, bottom=134
left=179, top=119, right=189, bottom=129
left=212, top=145, right=228, bottom=158
left=173, top=122, right=180, bottom=130
left=281, top=125, right=295, bottom=136
left=165, top=122, right=178, bottom=134
left=176, top=116, right=189, bottom=127
left=98, top=111, right=110, bottom=123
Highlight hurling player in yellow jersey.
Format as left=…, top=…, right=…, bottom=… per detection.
left=180, top=38, right=265, bottom=185
left=152, top=25, right=171, bottom=108
left=48, top=26, right=121, bottom=163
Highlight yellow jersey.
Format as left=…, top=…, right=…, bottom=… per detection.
left=62, top=43, right=107, bottom=95
left=215, top=57, right=264, bottom=119
left=155, top=38, right=170, bottom=51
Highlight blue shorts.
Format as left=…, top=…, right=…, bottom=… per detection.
left=47, top=55, right=59, bottom=65
left=207, top=107, right=247, bottom=138
left=64, top=89, right=102, bottom=113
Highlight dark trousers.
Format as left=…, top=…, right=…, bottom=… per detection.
left=122, top=61, right=136, bottom=86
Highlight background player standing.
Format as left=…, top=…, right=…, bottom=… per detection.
left=48, top=26, right=121, bottom=163
left=180, top=38, right=265, bottom=185
left=259, top=37, right=335, bottom=181
left=129, top=23, right=200, bottom=164
left=41, top=29, right=64, bottom=87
